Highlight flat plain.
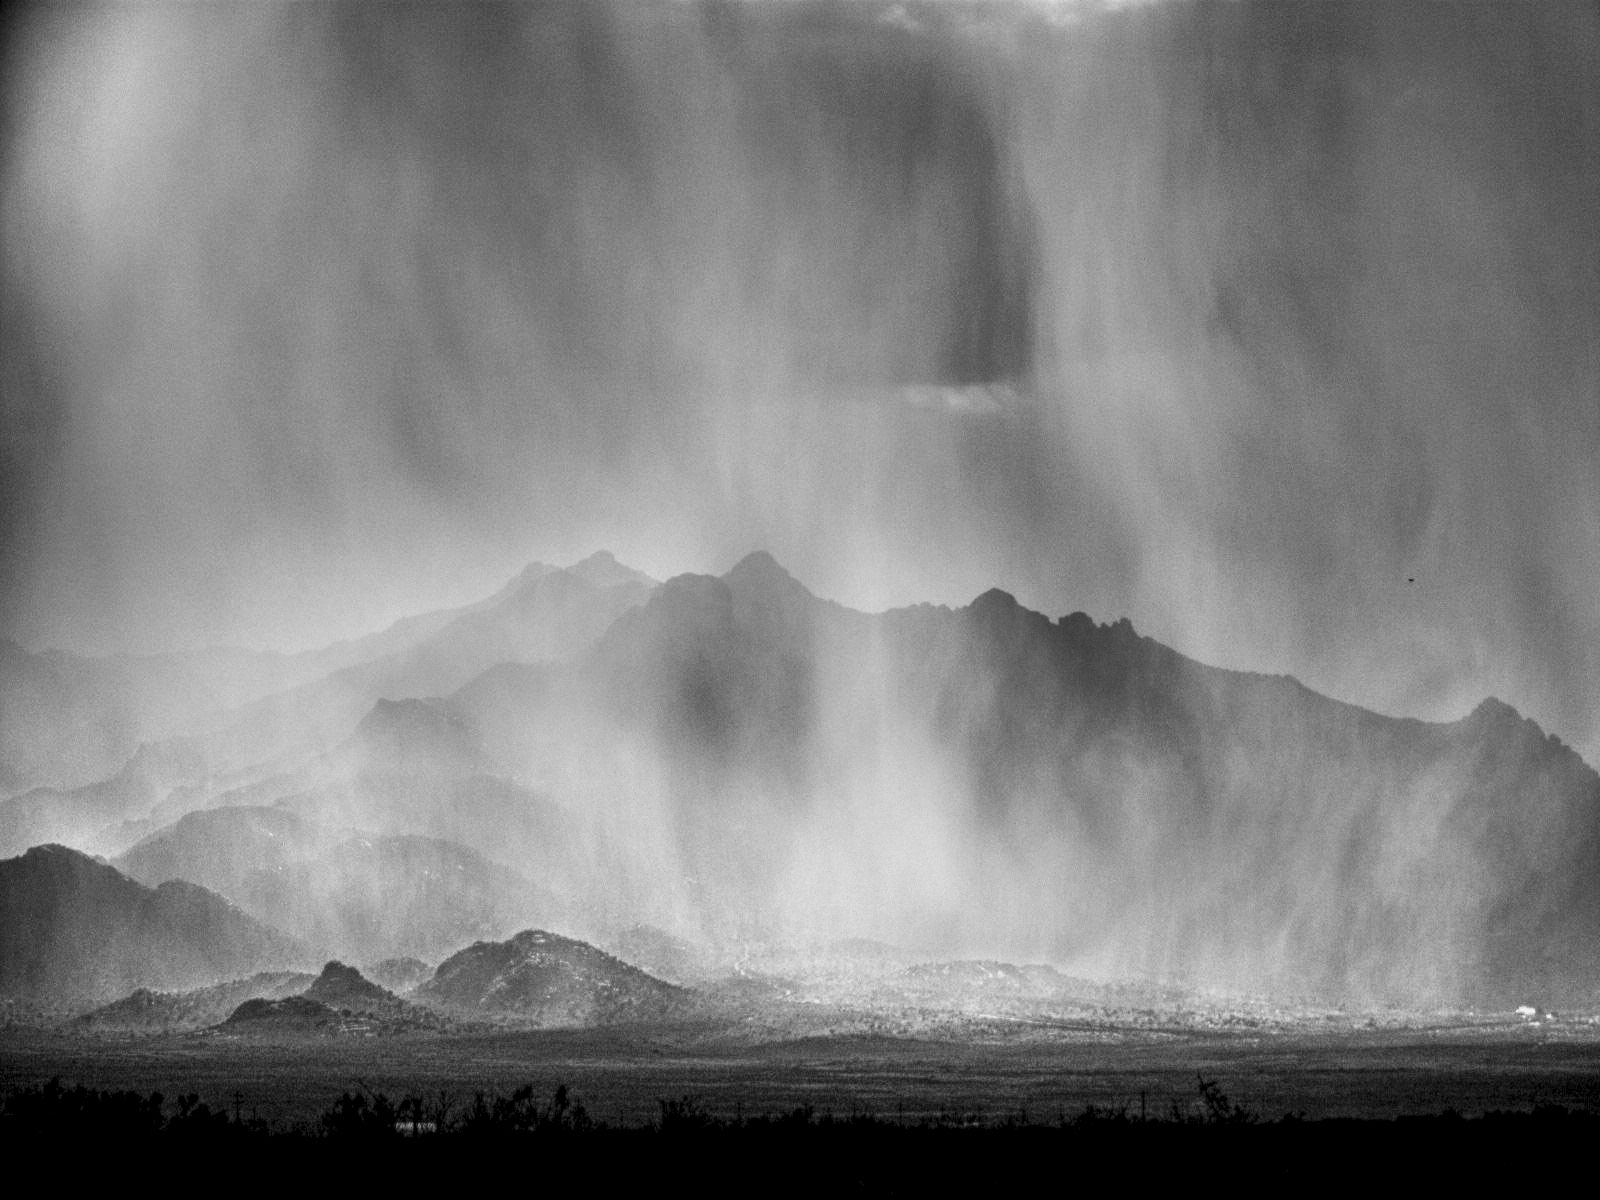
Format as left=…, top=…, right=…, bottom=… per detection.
left=5, top=1015, right=1598, bottom=1129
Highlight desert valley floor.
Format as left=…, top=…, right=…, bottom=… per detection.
left=6, top=1014, right=1599, bottom=1129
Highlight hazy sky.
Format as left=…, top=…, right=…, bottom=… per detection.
left=2, top=1, right=1596, bottom=760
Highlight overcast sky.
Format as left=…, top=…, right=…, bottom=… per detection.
left=2, top=0, right=1596, bottom=760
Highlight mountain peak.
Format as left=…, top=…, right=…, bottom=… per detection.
left=346, top=697, right=483, bottom=774
left=1464, top=695, right=1544, bottom=739
left=725, top=550, right=807, bottom=594
left=970, top=586, right=1020, bottom=612
left=1471, top=696, right=1519, bottom=720
left=722, top=552, right=817, bottom=638
left=567, top=550, right=657, bottom=590
left=304, top=960, right=395, bottom=1008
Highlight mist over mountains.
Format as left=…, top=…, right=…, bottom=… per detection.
left=2, top=550, right=1596, bottom=1014
left=0, top=551, right=650, bottom=798
left=1, top=1, right=1596, bottom=1024
left=452, top=551, right=1600, bottom=1004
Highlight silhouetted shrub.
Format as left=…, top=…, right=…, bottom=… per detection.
left=455, top=1083, right=590, bottom=1136
left=320, top=1088, right=400, bottom=1140
left=657, top=1094, right=713, bottom=1134
left=4, top=1077, right=165, bottom=1140
left=1193, top=1075, right=1257, bottom=1125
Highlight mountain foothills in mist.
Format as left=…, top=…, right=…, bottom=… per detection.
left=2, top=551, right=1597, bottom=1020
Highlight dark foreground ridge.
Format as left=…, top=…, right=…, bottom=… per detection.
left=2, top=1076, right=1595, bottom=1188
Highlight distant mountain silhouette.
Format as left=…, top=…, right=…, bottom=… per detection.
left=114, top=805, right=324, bottom=897
left=0, top=844, right=306, bottom=1008
left=150, top=561, right=653, bottom=790
left=383, top=563, right=652, bottom=699
left=338, top=697, right=487, bottom=776
left=205, top=767, right=579, bottom=906
left=0, top=554, right=657, bottom=854
left=566, top=550, right=658, bottom=590
left=0, top=640, right=293, bottom=796
left=234, top=834, right=559, bottom=963
left=113, top=805, right=559, bottom=962
left=8, top=551, right=1598, bottom=1009
left=0, top=571, right=519, bottom=794
left=0, top=740, right=208, bottom=859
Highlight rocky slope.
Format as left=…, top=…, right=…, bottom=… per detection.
left=114, top=805, right=325, bottom=897
left=414, top=929, right=684, bottom=1026
left=75, top=971, right=315, bottom=1034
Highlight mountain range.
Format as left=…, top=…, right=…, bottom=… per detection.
left=0, top=552, right=653, bottom=856
left=448, top=551, right=1600, bottom=1003
left=2, top=549, right=1597, bottom=1011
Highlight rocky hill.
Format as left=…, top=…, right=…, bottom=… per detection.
left=414, top=929, right=684, bottom=1026
left=336, top=698, right=487, bottom=777
left=219, top=994, right=345, bottom=1034
left=302, top=960, right=397, bottom=1010
left=75, top=971, right=315, bottom=1034
left=220, top=961, right=447, bottom=1037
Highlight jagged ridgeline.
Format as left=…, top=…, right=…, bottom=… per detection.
left=2, top=551, right=1598, bottom=1011
left=451, top=552, right=1600, bottom=1006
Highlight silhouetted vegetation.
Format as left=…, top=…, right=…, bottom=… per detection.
left=3, top=1076, right=269, bottom=1142
left=457, top=1082, right=591, bottom=1137
left=3, top=1072, right=1596, bottom=1193
left=6, top=1074, right=1595, bottom=1154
